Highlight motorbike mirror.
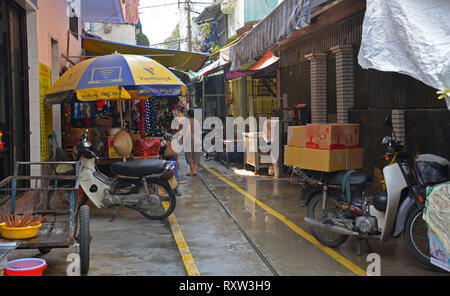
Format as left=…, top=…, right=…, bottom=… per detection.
left=382, top=136, right=392, bottom=144
left=384, top=114, right=393, bottom=128
left=81, top=129, right=88, bottom=140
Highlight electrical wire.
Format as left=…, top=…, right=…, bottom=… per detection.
left=149, top=38, right=189, bottom=47
left=86, top=0, right=211, bottom=50
left=156, top=0, right=211, bottom=51
left=139, top=1, right=213, bottom=10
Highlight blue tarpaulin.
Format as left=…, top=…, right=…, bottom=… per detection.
left=244, top=0, right=278, bottom=23
left=80, top=0, right=125, bottom=24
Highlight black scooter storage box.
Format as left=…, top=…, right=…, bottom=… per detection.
left=415, top=160, right=448, bottom=184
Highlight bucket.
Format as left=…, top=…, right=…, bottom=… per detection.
left=4, top=258, right=47, bottom=276
left=0, top=222, right=42, bottom=240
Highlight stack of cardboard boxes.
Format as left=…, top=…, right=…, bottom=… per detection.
left=284, top=124, right=364, bottom=172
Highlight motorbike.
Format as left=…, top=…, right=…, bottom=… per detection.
left=296, top=119, right=449, bottom=268
left=75, top=129, right=178, bottom=221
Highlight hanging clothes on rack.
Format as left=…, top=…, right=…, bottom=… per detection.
left=145, top=98, right=161, bottom=137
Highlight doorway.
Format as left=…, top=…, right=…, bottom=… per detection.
left=0, top=0, right=29, bottom=181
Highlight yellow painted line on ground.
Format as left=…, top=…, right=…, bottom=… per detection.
left=202, top=165, right=368, bottom=276
left=163, top=202, right=200, bottom=276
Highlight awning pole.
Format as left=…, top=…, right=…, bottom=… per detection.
left=119, top=100, right=126, bottom=162
left=120, top=100, right=124, bottom=129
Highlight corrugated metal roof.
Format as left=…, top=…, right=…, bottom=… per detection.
left=195, top=3, right=222, bottom=24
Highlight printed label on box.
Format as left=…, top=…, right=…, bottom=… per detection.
left=306, top=124, right=359, bottom=150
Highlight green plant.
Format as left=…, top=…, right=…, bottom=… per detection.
left=136, top=32, right=150, bottom=47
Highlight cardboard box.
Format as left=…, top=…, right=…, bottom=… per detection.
left=346, top=148, right=364, bottom=170
left=305, top=124, right=359, bottom=150
left=284, top=146, right=304, bottom=167
left=300, top=148, right=347, bottom=172
left=284, top=146, right=347, bottom=172
left=287, top=126, right=307, bottom=147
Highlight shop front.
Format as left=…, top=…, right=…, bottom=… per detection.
left=44, top=54, right=189, bottom=175
left=60, top=96, right=187, bottom=168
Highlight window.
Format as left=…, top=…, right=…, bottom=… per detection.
left=69, top=16, right=78, bottom=39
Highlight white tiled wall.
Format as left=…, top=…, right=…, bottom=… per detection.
left=26, top=9, right=41, bottom=177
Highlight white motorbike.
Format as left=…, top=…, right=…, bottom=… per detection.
left=75, top=129, right=178, bottom=221
left=301, top=133, right=448, bottom=267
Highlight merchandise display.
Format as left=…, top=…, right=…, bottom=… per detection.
left=62, top=96, right=187, bottom=160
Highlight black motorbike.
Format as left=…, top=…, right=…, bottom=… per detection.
left=76, top=129, right=178, bottom=221
left=296, top=119, right=448, bottom=268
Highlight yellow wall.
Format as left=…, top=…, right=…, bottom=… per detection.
left=228, top=78, right=242, bottom=117
left=227, top=76, right=277, bottom=118
left=248, top=77, right=277, bottom=118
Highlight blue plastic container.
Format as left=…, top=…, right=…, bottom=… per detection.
left=167, top=160, right=178, bottom=180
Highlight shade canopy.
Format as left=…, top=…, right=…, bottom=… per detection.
left=82, top=36, right=210, bottom=72
left=227, top=0, right=325, bottom=71
left=225, top=50, right=279, bottom=80
left=45, top=54, right=186, bottom=104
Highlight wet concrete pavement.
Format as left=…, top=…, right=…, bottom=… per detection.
left=5, top=156, right=447, bottom=276
left=165, top=160, right=272, bottom=276
left=6, top=156, right=272, bottom=276
left=199, top=159, right=446, bottom=276
left=7, top=206, right=186, bottom=276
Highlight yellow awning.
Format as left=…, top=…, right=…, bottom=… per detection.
left=210, top=37, right=240, bottom=59
left=81, top=36, right=210, bottom=72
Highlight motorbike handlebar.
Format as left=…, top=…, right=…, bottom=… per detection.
left=382, top=135, right=410, bottom=164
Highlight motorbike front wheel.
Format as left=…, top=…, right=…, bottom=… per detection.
left=136, top=179, right=176, bottom=220
left=404, top=206, right=436, bottom=269
left=306, top=193, right=349, bottom=247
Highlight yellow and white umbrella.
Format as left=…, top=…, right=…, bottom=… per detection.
left=45, top=54, right=186, bottom=104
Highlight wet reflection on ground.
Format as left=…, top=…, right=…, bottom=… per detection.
left=199, top=158, right=446, bottom=276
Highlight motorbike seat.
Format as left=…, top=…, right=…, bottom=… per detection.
left=111, top=159, right=167, bottom=178
left=326, top=170, right=371, bottom=186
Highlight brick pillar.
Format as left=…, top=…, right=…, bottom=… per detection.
left=331, top=45, right=354, bottom=123
left=392, top=109, right=407, bottom=144
left=305, top=53, right=327, bottom=123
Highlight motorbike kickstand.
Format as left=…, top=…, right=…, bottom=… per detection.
left=364, top=238, right=373, bottom=254
left=110, top=206, right=120, bottom=222
left=356, top=237, right=373, bottom=256
left=356, top=238, right=362, bottom=256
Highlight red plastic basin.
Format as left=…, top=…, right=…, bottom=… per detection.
left=4, top=258, right=47, bottom=276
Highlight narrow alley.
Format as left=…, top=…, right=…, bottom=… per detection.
left=0, top=0, right=449, bottom=284
left=6, top=156, right=446, bottom=276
